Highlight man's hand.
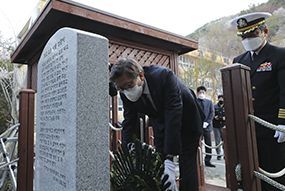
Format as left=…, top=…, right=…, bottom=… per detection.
left=214, top=115, right=219, bottom=120
left=274, top=125, right=285, bottom=143
left=164, top=160, right=178, bottom=191
left=203, top=122, right=209, bottom=128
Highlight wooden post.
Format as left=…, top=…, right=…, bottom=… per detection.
left=17, top=89, right=35, bottom=191
left=197, top=139, right=205, bottom=191
left=220, top=64, right=261, bottom=191
left=223, top=127, right=231, bottom=188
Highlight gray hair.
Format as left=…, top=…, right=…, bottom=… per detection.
left=259, top=22, right=267, bottom=32
left=109, top=58, right=144, bottom=81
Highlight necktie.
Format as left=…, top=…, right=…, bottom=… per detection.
left=200, top=100, right=204, bottom=111
left=141, top=94, right=158, bottom=117
left=252, top=53, right=257, bottom=61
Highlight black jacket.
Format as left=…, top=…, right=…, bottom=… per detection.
left=213, top=103, right=225, bottom=128
left=233, top=42, right=285, bottom=139
left=121, top=65, right=204, bottom=155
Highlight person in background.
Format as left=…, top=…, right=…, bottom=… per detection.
left=196, top=86, right=215, bottom=167
left=110, top=58, right=205, bottom=191
left=231, top=12, right=285, bottom=191
left=213, top=95, right=225, bottom=160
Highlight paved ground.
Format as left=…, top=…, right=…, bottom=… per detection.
left=174, top=141, right=227, bottom=189
left=204, top=154, right=226, bottom=187
left=203, top=141, right=227, bottom=188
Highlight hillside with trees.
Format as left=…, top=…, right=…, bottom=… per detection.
left=179, top=0, right=285, bottom=101
left=186, top=0, right=285, bottom=60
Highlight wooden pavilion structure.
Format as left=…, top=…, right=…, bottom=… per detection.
left=11, top=0, right=197, bottom=89
left=10, top=0, right=232, bottom=190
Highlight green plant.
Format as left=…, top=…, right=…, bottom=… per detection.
left=0, top=34, right=15, bottom=132
left=110, top=139, right=171, bottom=191
left=1, top=179, right=13, bottom=191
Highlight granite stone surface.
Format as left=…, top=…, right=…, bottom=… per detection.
left=35, top=27, right=109, bottom=191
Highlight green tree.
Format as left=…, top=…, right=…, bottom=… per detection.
left=0, top=32, right=15, bottom=133
left=179, top=57, right=196, bottom=90
left=179, top=52, right=225, bottom=102
left=187, top=0, right=285, bottom=58
left=268, top=0, right=285, bottom=7
left=183, top=1, right=285, bottom=103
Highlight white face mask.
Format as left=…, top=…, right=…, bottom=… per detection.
left=241, top=37, right=263, bottom=51
left=123, top=78, right=143, bottom=102
left=198, top=94, right=205, bottom=100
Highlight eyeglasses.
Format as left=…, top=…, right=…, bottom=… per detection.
left=116, top=78, right=137, bottom=91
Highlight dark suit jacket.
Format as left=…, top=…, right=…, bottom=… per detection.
left=213, top=103, right=225, bottom=128
left=121, top=65, right=204, bottom=155
left=197, top=98, right=214, bottom=131
left=233, top=42, right=285, bottom=139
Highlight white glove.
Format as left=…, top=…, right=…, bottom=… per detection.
left=203, top=122, right=209, bottom=129
left=164, top=160, right=178, bottom=191
left=274, top=125, right=285, bottom=143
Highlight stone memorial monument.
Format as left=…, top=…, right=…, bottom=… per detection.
left=35, top=27, right=109, bottom=190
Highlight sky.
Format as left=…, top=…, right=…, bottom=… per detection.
left=0, top=0, right=269, bottom=40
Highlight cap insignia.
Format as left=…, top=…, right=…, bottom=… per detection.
left=238, top=18, right=247, bottom=28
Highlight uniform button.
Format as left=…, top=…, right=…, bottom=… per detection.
left=252, top=98, right=255, bottom=101
left=252, top=86, right=256, bottom=90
